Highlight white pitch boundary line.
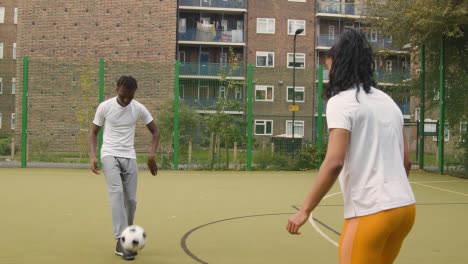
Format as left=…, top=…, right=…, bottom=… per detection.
left=307, top=180, right=467, bottom=247
left=309, top=191, right=342, bottom=247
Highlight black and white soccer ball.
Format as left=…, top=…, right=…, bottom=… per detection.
left=120, top=225, right=147, bottom=253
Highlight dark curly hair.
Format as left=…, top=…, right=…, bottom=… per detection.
left=326, top=29, right=376, bottom=99
left=116, top=75, right=138, bottom=90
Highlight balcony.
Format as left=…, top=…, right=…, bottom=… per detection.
left=180, top=97, right=244, bottom=111
left=180, top=62, right=244, bottom=77
left=179, top=28, right=244, bottom=44
left=375, top=70, right=410, bottom=83
left=180, top=0, right=246, bottom=9
left=318, top=34, right=339, bottom=47
left=317, top=1, right=365, bottom=16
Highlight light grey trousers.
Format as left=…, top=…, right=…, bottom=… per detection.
left=101, top=156, right=138, bottom=239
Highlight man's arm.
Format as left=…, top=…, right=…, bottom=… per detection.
left=286, top=128, right=350, bottom=235
left=146, top=121, right=160, bottom=176
left=402, top=126, right=411, bottom=177
left=89, top=124, right=102, bottom=174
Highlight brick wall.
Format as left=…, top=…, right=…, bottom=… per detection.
left=0, top=0, right=18, bottom=137
left=247, top=0, right=316, bottom=140
left=15, top=0, right=177, bottom=154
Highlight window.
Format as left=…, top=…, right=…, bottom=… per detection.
left=286, top=120, right=304, bottom=137
left=11, top=78, right=16, bottom=94
left=371, top=29, right=378, bottom=42
left=235, top=89, right=241, bottom=99
left=178, top=18, right=186, bottom=33
left=0, top=7, right=5, bottom=24
left=0, top=113, right=2, bottom=129
left=255, top=120, right=273, bottom=135
left=178, top=51, right=185, bottom=64
left=329, top=25, right=335, bottom=40
left=11, top=113, right=15, bottom=130
left=287, top=53, right=305, bottom=69
left=287, top=86, right=305, bottom=102
left=414, top=108, right=420, bottom=121
left=13, top=43, right=16, bottom=59
left=220, top=52, right=227, bottom=66
left=219, top=86, right=225, bottom=99
left=14, top=8, right=18, bottom=24
left=237, top=20, right=243, bottom=30
left=386, top=60, right=392, bottom=71
left=433, top=88, right=439, bottom=101
left=402, top=61, right=408, bottom=71
left=432, top=125, right=450, bottom=142
left=0, top=78, right=2, bottom=94
left=288, top=20, right=306, bottom=35
left=255, top=85, right=274, bottom=102
left=257, top=18, right=275, bottom=34
left=460, top=122, right=467, bottom=142
left=0, top=42, right=3, bottom=59
left=256, top=52, right=274, bottom=67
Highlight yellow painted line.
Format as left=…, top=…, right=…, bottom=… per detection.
left=412, top=182, right=468, bottom=197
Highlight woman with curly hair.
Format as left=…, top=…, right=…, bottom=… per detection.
left=286, top=29, right=416, bottom=264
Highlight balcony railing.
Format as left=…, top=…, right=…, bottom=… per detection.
left=318, top=34, right=340, bottom=47
left=179, top=28, right=244, bottom=43
left=180, top=97, right=244, bottom=111
left=180, top=0, right=246, bottom=9
left=180, top=62, right=244, bottom=77
left=375, top=70, right=410, bottom=83
left=317, top=1, right=365, bottom=16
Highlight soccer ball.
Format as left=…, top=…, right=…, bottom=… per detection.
left=119, top=225, right=147, bottom=253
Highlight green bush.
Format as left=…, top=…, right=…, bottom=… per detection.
left=0, top=137, right=13, bottom=156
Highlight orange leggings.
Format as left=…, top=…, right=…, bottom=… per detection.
left=339, top=204, right=415, bottom=264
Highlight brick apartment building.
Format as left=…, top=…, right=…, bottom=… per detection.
left=14, top=0, right=177, bottom=153
left=0, top=1, right=18, bottom=137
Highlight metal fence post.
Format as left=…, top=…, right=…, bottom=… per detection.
left=438, top=39, right=445, bottom=174
left=419, top=44, right=425, bottom=170
left=174, top=60, right=180, bottom=170
left=317, top=65, right=323, bottom=169
left=21, top=56, right=28, bottom=168
left=247, top=63, right=253, bottom=171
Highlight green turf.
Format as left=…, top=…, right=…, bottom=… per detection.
left=0, top=169, right=467, bottom=263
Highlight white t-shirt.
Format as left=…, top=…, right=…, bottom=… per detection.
left=326, top=86, right=415, bottom=218
left=93, top=97, right=153, bottom=160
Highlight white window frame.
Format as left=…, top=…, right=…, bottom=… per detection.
left=0, top=7, right=5, bottom=24
left=14, top=8, right=18, bottom=24
left=13, top=43, right=16, bottom=59
left=371, top=29, right=378, bottom=42
left=255, top=85, right=274, bottom=102
left=179, top=18, right=186, bottom=33
left=414, top=108, right=420, bottom=121
left=11, top=77, right=16, bottom=94
left=0, top=78, right=2, bottom=94
left=386, top=60, right=392, bottom=71
left=0, top=42, right=3, bottom=59
left=288, top=0, right=306, bottom=2
left=220, top=52, right=227, bottom=66
left=256, top=51, right=274, bottom=68
left=460, top=121, right=467, bottom=142
left=433, top=88, right=440, bottom=101
left=287, top=53, right=305, bottom=69
left=256, top=18, right=275, bottom=34
left=329, top=25, right=335, bottom=40
left=235, top=89, right=241, bottom=99
left=11, top=113, right=15, bottom=130
left=254, top=120, right=273, bottom=136
left=286, top=86, right=305, bottom=103
left=432, top=124, right=450, bottom=142
left=286, top=120, right=305, bottom=137
left=219, top=86, right=225, bottom=99
left=178, top=51, right=185, bottom=64
left=288, top=19, right=306, bottom=35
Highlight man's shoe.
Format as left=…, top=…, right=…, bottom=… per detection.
left=115, top=240, right=137, bottom=260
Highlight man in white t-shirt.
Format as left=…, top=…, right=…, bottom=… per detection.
left=89, top=76, right=160, bottom=261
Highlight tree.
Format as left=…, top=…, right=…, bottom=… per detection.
left=203, top=47, right=247, bottom=169
left=364, top=0, right=467, bottom=165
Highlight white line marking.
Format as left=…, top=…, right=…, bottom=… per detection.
left=309, top=191, right=341, bottom=247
